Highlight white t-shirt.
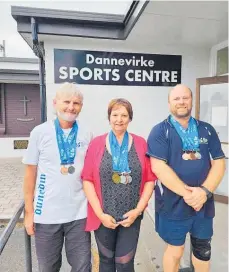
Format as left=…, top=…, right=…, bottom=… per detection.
left=22, top=120, right=93, bottom=224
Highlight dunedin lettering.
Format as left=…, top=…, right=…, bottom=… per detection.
left=54, top=49, right=182, bottom=86
left=35, top=174, right=46, bottom=215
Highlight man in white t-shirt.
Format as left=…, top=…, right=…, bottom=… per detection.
left=23, top=82, right=93, bottom=272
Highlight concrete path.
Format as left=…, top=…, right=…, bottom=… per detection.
left=0, top=158, right=24, bottom=219
left=0, top=219, right=156, bottom=272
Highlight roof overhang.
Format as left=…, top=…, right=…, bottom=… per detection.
left=0, top=57, right=38, bottom=64
left=0, top=69, right=39, bottom=84
left=11, top=1, right=149, bottom=55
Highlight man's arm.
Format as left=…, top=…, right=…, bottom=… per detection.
left=150, top=157, right=189, bottom=197
left=184, top=159, right=225, bottom=210
left=184, top=122, right=226, bottom=210
left=202, top=124, right=226, bottom=192
left=24, top=165, right=37, bottom=235
left=202, top=158, right=226, bottom=192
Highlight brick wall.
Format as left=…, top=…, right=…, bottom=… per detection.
left=4, top=84, right=40, bottom=136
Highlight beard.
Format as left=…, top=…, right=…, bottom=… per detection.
left=172, top=108, right=192, bottom=118
left=57, top=111, right=78, bottom=122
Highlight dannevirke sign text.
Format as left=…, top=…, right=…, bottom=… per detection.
left=54, top=49, right=182, bottom=86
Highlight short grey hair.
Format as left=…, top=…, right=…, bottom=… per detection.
left=55, top=82, right=83, bottom=103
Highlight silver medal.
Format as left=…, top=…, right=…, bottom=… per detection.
left=195, top=152, right=202, bottom=159
left=120, top=175, right=126, bottom=184
left=68, top=165, right=75, bottom=174
left=127, top=175, right=132, bottom=184
left=182, top=153, right=189, bottom=160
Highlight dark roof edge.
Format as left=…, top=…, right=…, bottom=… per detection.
left=11, top=1, right=149, bottom=44
left=123, top=0, right=149, bottom=39
left=0, top=69, right=39, bottom=74
left=0, top=57, right=38, bottom=64
left=11, top=5, right=124, bottom=23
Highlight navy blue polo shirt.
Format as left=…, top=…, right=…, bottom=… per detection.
left=147, top=116, right=225, bottom=220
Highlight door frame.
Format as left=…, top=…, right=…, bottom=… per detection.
left=195, top=75, right=228, bottom=204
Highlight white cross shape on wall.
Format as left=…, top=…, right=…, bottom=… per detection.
left=19, top=96, right=31, bottom=116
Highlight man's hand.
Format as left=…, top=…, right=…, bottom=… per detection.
left=118, top=209, right=140, bottom=228
left=183, top=186, right=207, bottom=211
left=99, top=213, right=119, bottom=229
left=24, top=212, right=35, bottom=236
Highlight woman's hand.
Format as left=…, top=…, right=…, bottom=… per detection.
left=99, top=213, right=119, bottom=229
left=118, top=209, right=140, bottom=228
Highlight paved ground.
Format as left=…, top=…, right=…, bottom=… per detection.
left=0, top=158, right=24, bottom=219
left=0, top=218, right=157, bottom=272
left=0, top=158, right=228, bottom=271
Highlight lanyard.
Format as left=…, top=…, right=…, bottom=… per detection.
left=54, top=118, right=78, bottom=165
left=109, top=131, right=130, bottom=173
left=170, top=115, right=199, bottom=151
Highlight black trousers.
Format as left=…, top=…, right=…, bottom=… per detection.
left=94, top=217, right=142, bottom=272
left=35, top=219, right=91, bottom=272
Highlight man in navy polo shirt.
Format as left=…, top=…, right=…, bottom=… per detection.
left=147, top=84, right=225, bottom=272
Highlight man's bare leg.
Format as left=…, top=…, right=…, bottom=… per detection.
left=192, top=254, right=210, bottom=272
left=163, top=244, right=185, bottom=272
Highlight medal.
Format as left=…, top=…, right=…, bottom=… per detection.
left=60, top=165, right=68, bottom=175
left=119, top=173, right=132, bottom=184
left=112, top=172, right=121, bottom=184
left=195, top=152, right=202, bottom=159
left=182, top=153, right=189, bottom=160
left=190, top=152, right=197, bottom=160
left=109, top=131, right=131, bottom=183
left=170, top=116, right=200, bottom=161
left=120, top=175, right=126, bottom=184
left=68, top=165, right=75, bottom=174
left=127, top=175, right=132, bottom=184
left=55, top=119, right=78, bottom=177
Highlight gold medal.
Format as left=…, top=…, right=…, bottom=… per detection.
left=60, top=165, right=68, bottom=175
left=112, top=172, right=121, bottom=184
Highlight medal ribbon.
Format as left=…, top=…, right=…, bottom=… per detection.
left=54, top=118, right=78, bottom=165
left=170, top=115, right=200, bottom=151
left=109, top=131, right=130, bottom=173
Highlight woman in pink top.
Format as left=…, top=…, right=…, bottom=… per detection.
left=82, top=98, right=156, bottom=272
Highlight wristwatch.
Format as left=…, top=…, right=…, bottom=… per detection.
left=200, top=185, right=213, bottom=200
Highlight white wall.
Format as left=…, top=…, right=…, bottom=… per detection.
left=0, top=137, right=28, bottom=158
left=0, top=37, right=210, bottom=158
left=44, top=36, right=210, bottom=139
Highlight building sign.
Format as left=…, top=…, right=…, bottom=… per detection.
left=54, top=49, right=182, bottom=86
left=14, top=140, right=28, bottom=149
